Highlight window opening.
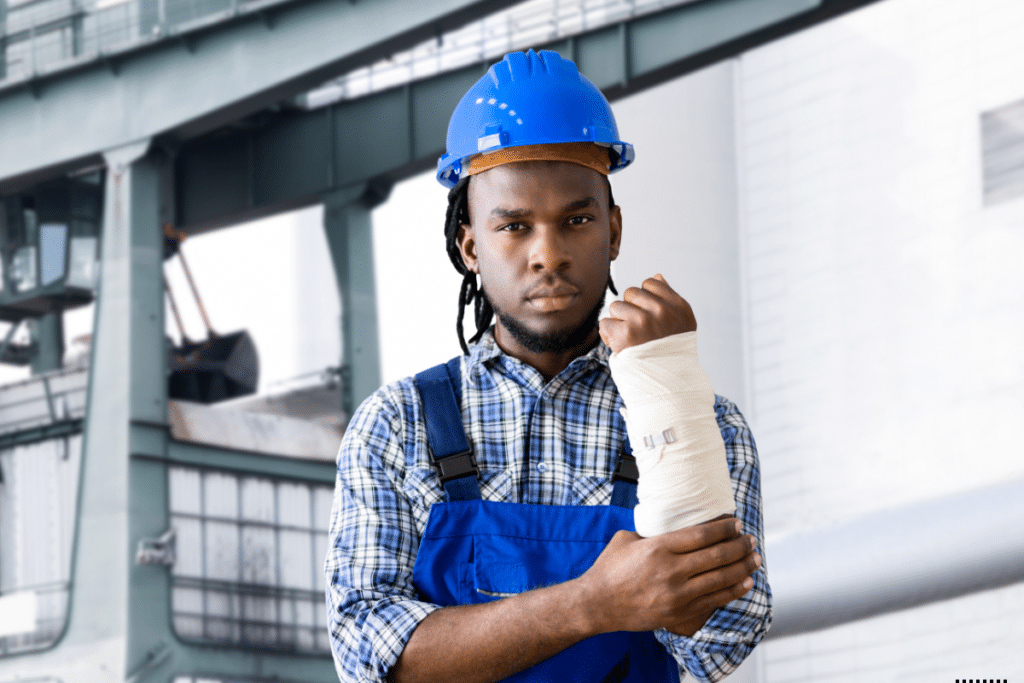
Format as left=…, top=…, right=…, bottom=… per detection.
left=169, top=466, right=334, bottom=653
left=0, top=435, right=82, bottom=657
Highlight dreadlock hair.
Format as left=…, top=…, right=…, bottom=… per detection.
left=444, top=173, right=619, bottom=355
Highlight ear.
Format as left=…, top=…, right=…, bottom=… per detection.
left=457, top=222, right=478, bottom=273
left=608, top=204, right=622, bottom=262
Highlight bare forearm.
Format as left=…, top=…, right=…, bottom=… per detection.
left=388, top=578, right=596, bottom=683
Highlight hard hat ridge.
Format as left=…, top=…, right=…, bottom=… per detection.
left=436, top=49, right=634, bottom=188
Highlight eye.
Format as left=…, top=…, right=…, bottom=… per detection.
left=499, top=222, right=526, bottom=232
left=567, top=215, right=593, bottom=226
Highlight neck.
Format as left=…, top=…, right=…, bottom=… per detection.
left=493, top=323, right=602, bottom=382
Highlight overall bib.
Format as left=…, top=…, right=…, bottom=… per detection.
left=411, top=359, right=681, bottom=683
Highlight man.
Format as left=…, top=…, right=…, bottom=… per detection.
left=326, top=50, right=770, bottom=683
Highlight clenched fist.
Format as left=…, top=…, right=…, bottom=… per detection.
left=599, top=274, right=696, bottom=353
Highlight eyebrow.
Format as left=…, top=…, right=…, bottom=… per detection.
left=489, top=196, right=598, bottom=219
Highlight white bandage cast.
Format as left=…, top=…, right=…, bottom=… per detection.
left=608, top=332, right=736, bottom=537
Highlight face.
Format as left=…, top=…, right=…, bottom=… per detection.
left=458, top=161, right=622, bottom=356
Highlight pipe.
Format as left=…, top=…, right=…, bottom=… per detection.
left=765, top=477, right=1024, bottom=639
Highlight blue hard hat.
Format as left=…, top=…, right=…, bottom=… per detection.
left=436, top=49, right=635, bottom=188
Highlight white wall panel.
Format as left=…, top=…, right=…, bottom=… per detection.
left=738, top=0, right=1024, bottom=535
left=612, top=61, right=746, bottom=405
left=736, top=0, right=1024, bottom=679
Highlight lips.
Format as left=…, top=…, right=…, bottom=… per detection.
left=526, top=284, right=578, bottom=313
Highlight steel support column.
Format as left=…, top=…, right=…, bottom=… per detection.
left=323, top=180, right=392, bottom=417
left=29, top=139, right=155, bottom=682
left=29, top=313, right=64, bottom=373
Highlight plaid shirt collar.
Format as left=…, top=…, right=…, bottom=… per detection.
left=466, top=326, right=613, bottom=390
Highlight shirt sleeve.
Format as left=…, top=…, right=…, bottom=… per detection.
left=325, top=386, right=440, bottom=683
left=653, top=396, right=773, bottom=682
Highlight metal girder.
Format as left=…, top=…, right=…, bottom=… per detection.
left=322, top=181, right=391, bottom=417
left=147, top=439, right=336, bottom=484
left=0, top=0, right=521, bottom=192
left=0, top=417, right=82, bottom=450
left=35, top=139, right=162, bottom=683
left=172, top=0, right=884, bottom=235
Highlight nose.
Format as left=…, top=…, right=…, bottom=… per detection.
left=528, top=225, right=571, bottom=273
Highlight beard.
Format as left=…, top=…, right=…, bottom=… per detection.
left=483, top=288, right=606, bottom=354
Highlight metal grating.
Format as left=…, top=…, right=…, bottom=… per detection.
left=169, top=466, right=334, bottom=653
left=982, top=98, right=1024, bottom=206
left=0, top=366, right=87, bottom=443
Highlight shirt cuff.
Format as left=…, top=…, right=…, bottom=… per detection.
left=330, top=595, right=441, bottom=683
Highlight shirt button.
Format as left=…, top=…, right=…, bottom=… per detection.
left=536, top=462, right=548, bottom=473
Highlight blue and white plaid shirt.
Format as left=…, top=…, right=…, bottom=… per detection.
left=326, top=329, right=771, bottom=683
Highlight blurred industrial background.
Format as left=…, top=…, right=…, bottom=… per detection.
left=1, top=0, right=1023, bottom=681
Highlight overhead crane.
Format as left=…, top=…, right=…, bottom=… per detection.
left=0, top=1, right=886, bottom=681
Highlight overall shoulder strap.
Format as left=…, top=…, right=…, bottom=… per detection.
left=414, top=356, right=481, bottom=501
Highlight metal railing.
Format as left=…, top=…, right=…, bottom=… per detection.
left=0, top=365, right=87, bottom=441
left=302, top=0, right=699, bottom=108
left=2, top=0, right=697, bottom=102
left=0, top=0, right=294, bottom=88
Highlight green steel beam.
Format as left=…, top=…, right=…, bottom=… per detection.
left=0, top=0, right=521, bottom=192
left=0, top=418, right=82, bottom=450
left=323, top=182, right=391, bottom=416
left=171, top=0, right=883, bottom=235
left=44, top=139, right=157, bottom=683
left=143, top=439, right=336, bottom=484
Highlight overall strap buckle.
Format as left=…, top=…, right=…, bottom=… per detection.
left=414, top=356, right=482, bottom=501
left=610, top=437, right=639, bottom=509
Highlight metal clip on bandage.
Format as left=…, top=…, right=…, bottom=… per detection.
left=642, top=428, right=676, bottom=450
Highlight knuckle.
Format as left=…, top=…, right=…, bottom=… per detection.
left=712, top=544, right=733, bottom=567
left=693, top=525, right=714, bottom=547
left=613, top=529, right=638, bottom=544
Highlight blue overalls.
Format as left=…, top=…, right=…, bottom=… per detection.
left=411, top=358, right=681, bottom=683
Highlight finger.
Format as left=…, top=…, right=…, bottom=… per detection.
left=687, top=553, right=761, bottom=599
left=641, top=274, right=683, bottom=301
left=598, top=317, right=630, bottom=353
left=607, top=298, right=649, bottom=323
left=603, top=301, right=660, bottom=351
left=683, top=536, right=756, bottom=580
left=659, top=517, right=743, bottom=555
left=679, top=575, right=755, bottom=624
left=621, top=285, right=669, bottom=313
left=641, top=274, right=674, bottom=297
